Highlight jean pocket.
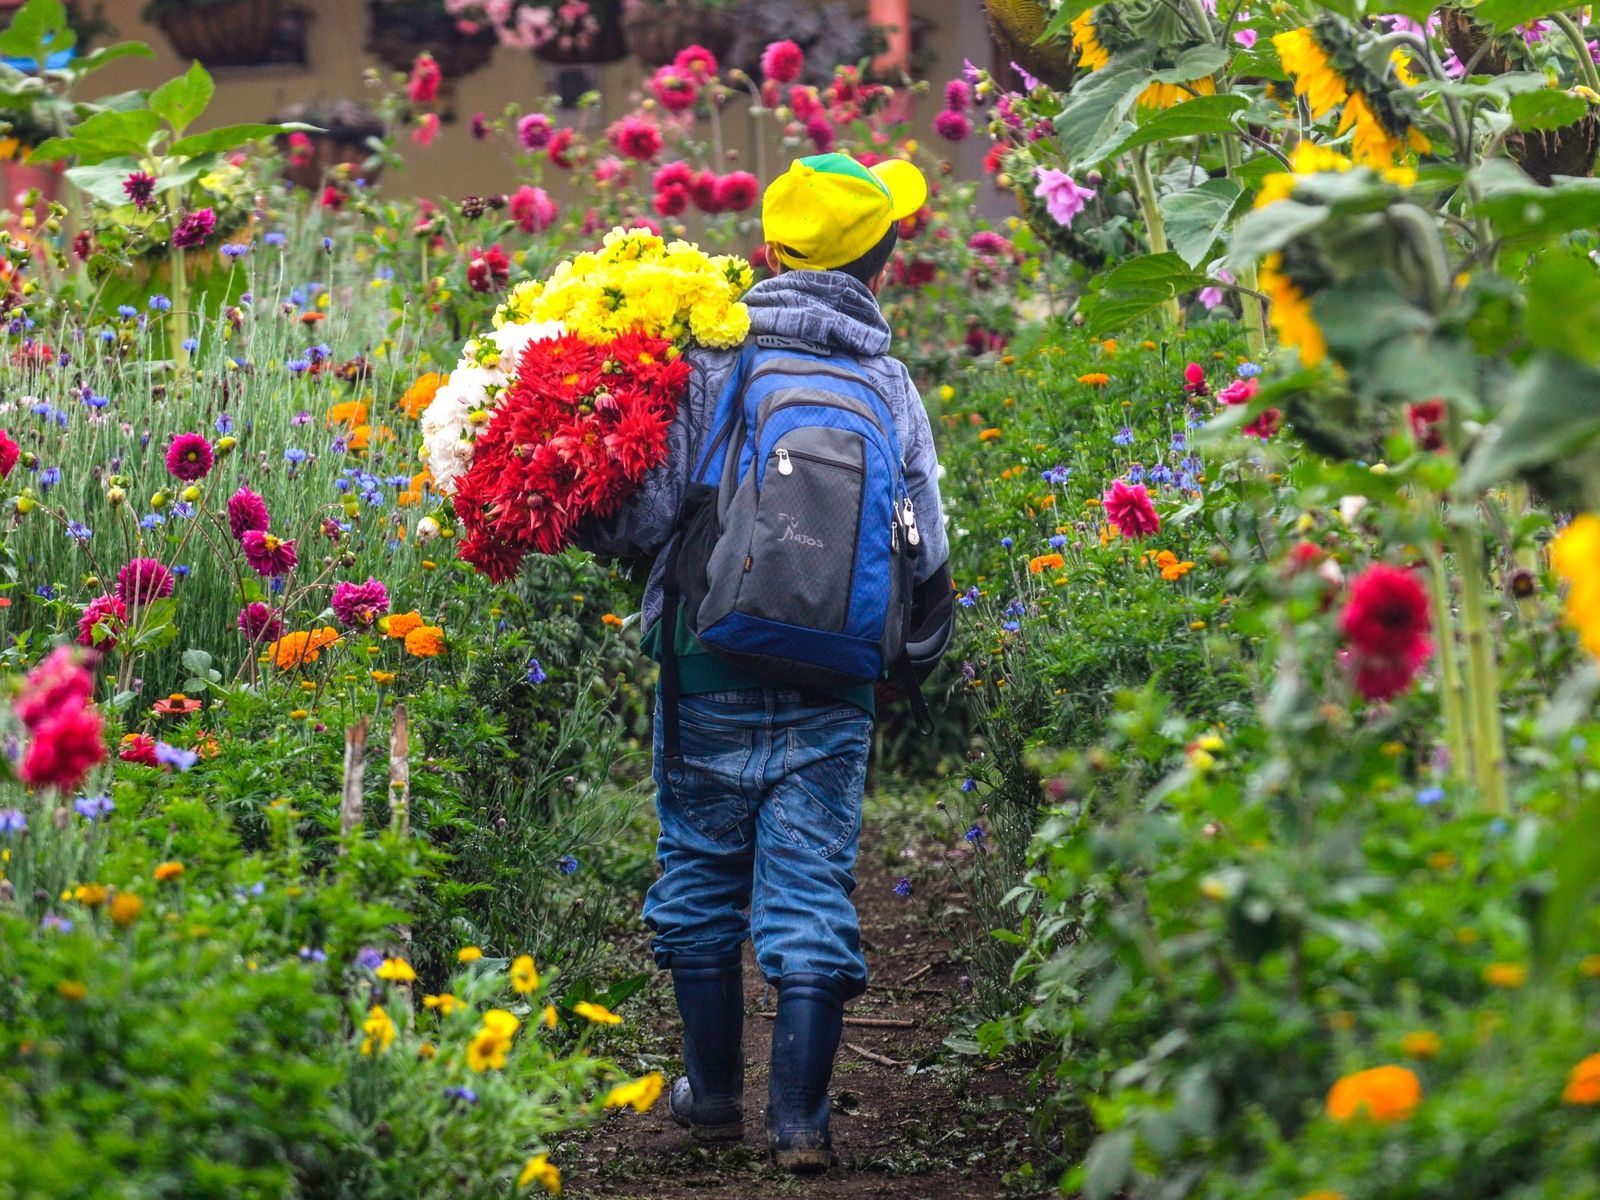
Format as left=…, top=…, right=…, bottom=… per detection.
left=665, top=713, right=754, bottom=844
left=775, top=718, right=869, bottom=858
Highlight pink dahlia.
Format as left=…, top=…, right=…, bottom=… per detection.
left=331, top=577, right=390, bottom=628
left=242, top=530, right=298, bottom=577
left=1219, top=377, right=1259, bottom=406
left=762, top=39, right=804, bottom=84
left=77, top=594, right=128, bottom=651
left=227, top=487, right=271, bottom=541
left=674, top=44, right=719, bottom=82
left=650, top=65, right=699, bottom=113
left=518, top=112, right=554, bottom=151
left=805, top=114, right=835, bottom=153
left=13, top=646, right=95, bottom=732
left=608, top=114, right=663, bottom=161
left=0, top=429, right=17, bottom=478
left=1340, top=564, right=1431, bottom=660
left=944, top=79, right=972, bottom=111
left=237, top=601, right=282, bottom=643
left=116, top=557, right=175, bottom=607
left=933, top=109, right=972, bottom=142
left=408, top=52, right=442, bottom=104
left=510, top=185, right=558, bottom=234
left=165, top=432, right=214, bottom=482
left=170, top=208, right=216, bottom=250
left=1103, top=480, right=1160, bottom=539
left=716, top=171, right=759, bottom=213
left=20, top=705, right=106, bottom=792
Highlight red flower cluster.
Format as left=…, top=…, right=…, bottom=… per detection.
left=761, top=39, right=804, bottom=85
left=651, top=163, right=758, bottom=216
left=455, top=332, right=690, bottom=581
left=468, top=244, right=511, bottom=292
left=15, top=646, right=106, bottom=792
left=1339, top=563, right=1433, bottom=701
left=409, top=52, right=443, bottom=104
left=1407, top=398, right=1447, bottom=451
left=0, top=429, right=17, bottom=478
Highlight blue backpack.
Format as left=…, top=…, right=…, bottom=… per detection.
left=659, top=336, right=928, bottom=763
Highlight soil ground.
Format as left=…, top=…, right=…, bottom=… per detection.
left=557, top=818, right=1040, bottom=1198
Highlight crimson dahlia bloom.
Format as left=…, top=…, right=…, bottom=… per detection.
left=77, top=594, right=128, bottom=651
left=0, top=429, right=17, bottom=478
left=1104, top=480, right=1161, bottom=539
left=467, top=245, right=511, bottom=293
left=716, top=172, right=759, bottom=212
left=242, top=530, right=298, bottom=576
left=227, top=487, right=271, bottom=541
left=21, top=706, right=106, bottom=792
left=171, top=208, right=216, bottom=250
left=408, top=52, right=442, bottom=103
left=116, top=557, right=175, bottom=607
left=120, top=732, right=159, bottom=766
left=123, top=171, right=156, bottom=210
left=332, top=578, right=390, bottom=628
left=238, top=601, right=283, bottom=642
left=1340, top=563, right=1434, bottom=701
left=510, top=185, right=558, bottom=234
left=762, top=39, right=804, bottom=84
left=608, top=115, right=663, bottom=161
left=165, top=432, right=214, bottom=482
left=518, top=112, right=554, bottom=151
left=651, top=66, right=699, bottom=113
left=933, top=109, right=972, bottom=142
left=674, top=44, right=718, bottom=81
left=690, top=171, right=723, bottom=214
left=14, top=646, right=95, bottom=732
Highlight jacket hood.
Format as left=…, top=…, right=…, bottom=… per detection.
left=742, top=271, right=891, bottom=358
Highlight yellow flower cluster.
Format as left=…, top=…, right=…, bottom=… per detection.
left=493, top=227, right=753, bottom=350
left=1273, top=27, right=1430, bottom=169
left=1071, top=11, right=1111, bottom=72
left=1260, top=252, right=1327, bottom=367
left=467, top=1008, right=521, bottom=1071
left=1553, top=514, right=1600, bottom=658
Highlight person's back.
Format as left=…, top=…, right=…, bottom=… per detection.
left=582, top=153, right=953, bottom=1172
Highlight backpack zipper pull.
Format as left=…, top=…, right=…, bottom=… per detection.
left=775, top=448, right=793, bottom=476
left=901, top=497, right=920, bottom=546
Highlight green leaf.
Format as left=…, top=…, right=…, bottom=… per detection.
left=169, top=122, right=313, bottom=158
left=1109, top=94, right=1249, bottom=157
left=70, top=41, right=155, bottom=77
left=180, top=648, right=214, bottom=675
left=1539, top=786, right=1600, bottom=967
left=1473, top=169, right=1600, bottom=248
left=1473, top=0, right=1564, bottom=31
left=129, top=598, right=180, bottom=651
left=1160, top=177, right=1244, bottom=268
left=1041, top=0, right=1098, bottom=41
left=1226, top=200, right=1330, bottom=266
left=64, top=158, right=145, bottom=206
left=1097, top=251, right=1208, bottom=292
left=1079, top=252, right=1208, bottom=334
left=0, top=0, right=74, bottom=69
left=1377, top=0, right=1440, bottom=22
left=149, top=61, right=214, bottom=137
left=1150, top=44, right=1229, bottom=83
left=1054, top=57, right=1153, bottom=165
left=1457, top=352, right=1600, bottom=493
left=1509, top=89, right=1588, bottom=131
left=1526, top=249, right=1600, bottom=364
left=1083, top=1129, right=1135, bottom=1200
left=27, top=108, right=161, bottom=165
left=1313, top=276, right=1433, bottom=361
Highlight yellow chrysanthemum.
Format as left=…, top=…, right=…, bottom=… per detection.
left=511, top=954, right=540, bottom=994
left=573, top=1000, right=623, bottom=1025
left=361, top=1005, right=397, bottom=1055
left=1260, top=253, right=1327, bottom=367
left=423, top=992, right=462, bottom=1015
left=1274, top=27, right=1350, bottom=120
left=604, top=1071, right=666, bottom=1112
left=376, top=957, right=417, bottom=983
left=518, top=1153, right=562, bottom=1193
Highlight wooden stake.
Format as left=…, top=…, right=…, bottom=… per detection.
left=339, top=716, right=370, bottom=849
left=847, top=1042, right=909, bottom=1068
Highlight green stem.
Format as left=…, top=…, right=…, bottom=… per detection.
left=170, top=245, right=190, bottom=370
left=1552, top=12, right=1600, bottom=95
left=1451, top=521, right=1509, bottom=813
left=1423, top=538, right=1471, bottom=785
left=1219, top=133, right=1267, bottom=357
left=1131, top=147, right=1182, bottom=329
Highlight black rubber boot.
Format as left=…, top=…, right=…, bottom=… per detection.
left=666, top=951, right=745, bottom=1141
left=765, top=973, right=845, bottom=1172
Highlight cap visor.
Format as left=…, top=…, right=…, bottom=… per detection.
left=870, top=158, right=928, bottom=221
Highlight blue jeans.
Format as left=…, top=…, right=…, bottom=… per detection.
left=644, top=688, right=872, bottom=998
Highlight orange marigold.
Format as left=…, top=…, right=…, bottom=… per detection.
left=396, top=468, right=432, bottom=508
left=601, top=613, right=625, bottom=628
left=400, top=372, right=446, bottom=419
left=1029, top=553, right=1066, bottom=575
left=271, top=627, right=340, bottom=670
left=326, top=400, right=369, bottom=430
left=405, top=625, right=446, bottom=658
left=977, top=428, right=1001, bottom=442
left=1077, top=372, right=1110, bottom=386
left=1562, top=1053, right=1600, bottom=1105
left=384, top=610, right=424, bottom=639
left=1325, top=1064, right=1422, bottom=1123
left=348, top=424, right=395, bottom=454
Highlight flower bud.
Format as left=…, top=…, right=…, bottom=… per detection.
left=150, top=491, right=168, bottom=509
left=215, top=436, right=237, bottom=455
left=15, top=495, right=36, bottom=514
left=107, top=486, right=126, bottom=507
left=416, top=516, right=440, bottom=543
left=181, top=486, right=201, bottom=503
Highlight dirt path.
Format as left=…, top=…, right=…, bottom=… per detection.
left=557, top=822, right=1036, bottom=1198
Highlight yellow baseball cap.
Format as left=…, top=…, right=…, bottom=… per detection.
left=762, top=152, right=928, bottom=272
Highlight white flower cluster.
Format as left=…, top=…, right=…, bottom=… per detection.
left=420, top=318, right=564, bottom=495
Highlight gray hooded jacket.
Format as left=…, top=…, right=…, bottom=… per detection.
left=583, top=270, right=949, bottom=635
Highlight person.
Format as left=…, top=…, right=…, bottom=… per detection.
left=581, top=152, right=953, bottom=1172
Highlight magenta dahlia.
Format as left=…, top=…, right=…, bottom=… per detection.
left=165, top=432, right=214, bottom=482
left=237, top=601, right=283, bottom=643
left=170, top=208, right=216, bottom=250
left=241, top=530, right=298, bottom=577
left=227, top=488, right=271, bottom=541
left=761, top=39, right=804, bottom=84
left=115, top=557, right=175, bottom=607
left=77, top=594, right=128, bottom=651
left=331, top=577, right=390, bottom=628
left=1103, top=480, right=1161, bottom=539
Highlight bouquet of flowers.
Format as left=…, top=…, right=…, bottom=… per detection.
left=421, top=226, right=753, bottom=581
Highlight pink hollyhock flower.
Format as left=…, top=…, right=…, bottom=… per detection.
left=761, top=39, right=804, bottom=84
left=227, top=487, right=270, bottom=541
left=674, top=44, right=718, bottom=81
left=171, top=208, right=216, bottom=250
left=1234, top=28, right=1257, bottom=47
left=716, top=171, right=759, bottom=213
left=1198, top=267, right=1235, bottom=309
left=607, top=114, right=663, bottom=161
left=237, top=601, right=282, bottom=643
left=518, top=112, right=554, bottom=151
left=165, top=432, right=214, bottom=482
left=1219, top=377, right=1260, bottom=406
left=77, top=594, right=128, bottom=651
left=651, top=65, right=699, bottom=113
left=933, top=109, right=972, bottom=142
left=242, top=530, right=298, bottom=577
left=412, top=112, right=441, bottom=146
left=331, top=578, right=391, bottom=628
left=1033, top=167, right=1096, bottom=228
left=116, top=557, right=175, bottom=607
left=408, top=52, right=442, bottom=103
left=20, top=705, right=106, bottom=792
left=1103, top=479, right=1161, bottom=539
left=13, top=646, right=94, bottom=732
left=0, top=429, right=17, bottom=477
left=510, top=185, right=558, bottom=234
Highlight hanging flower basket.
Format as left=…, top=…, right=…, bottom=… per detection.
left=365, top=1, right=498, bottom=78
left=621, top=2, right=736, bottom=68
left=274, top=101, right=386, bottom=191
left=533, top=0, right=627, bottom=65
left=154, top=0, right=285, bottom=68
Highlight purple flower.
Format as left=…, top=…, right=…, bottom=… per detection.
left=116, top=557, right=175, bottom=606
left=165, top=432, right=214, bottom=482
left=74, top=794, right=115, bottom=821
left=518, top=112, right=554, bottom=150
left=1033, top=167, right=1096, bottom=229
left=525, top=657, right=547, bottom=685
left=893, top=876, right=912, bottom=897
left=122, top=171, right=156, bottom=210
left=0, top=808, right=26, bottom=833
left=933, top=109, right=972, bottom=142
left=237, top=602, right=282, bottom=643
left=558, top=855, right=579, bottom=875
left=227, top=488, right=270, bottom=541
left=964, top=823, right=985, bottom=845
left=331, top=577, right=390, bottom=628
left=242, top=530, right=298, bottom=577
left=299, top=946, right=328, bottom=962
left=1010, top=60, right=1042, bottom=91
left=961, top=777, right=977, bottom=793
left=444, top=1085, right=479, bottom=1105
left=171, top=208, right=217, bottom=250
left=156, top=742, right=199, bottom=771
left=41, top=913, right=73, bottom=932
left=1198, top=268, right=1235, bottom=311
left=355, top=947, right=384, bottom=971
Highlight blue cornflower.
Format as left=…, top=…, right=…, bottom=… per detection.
left=385, top=474, right=410, bottom=489
left=1002, top=620, right=1020, bottom=633
left=893, top=877, right=912, bottom=897
left=1005, top=600, right=1025, bottom=618
left=310, top=342, right=332, bottom=362
left=30, top=401, right=51, bottom=417
left=83, top=392, right=108, bottom=408
left=1149, top=464, right=1174, bottom=485
left=444, top=1086, right=479, bottom=1105
left=1000, top=536, right=1013, bottom=549
left=323, top=237, right=333, bottom=251
left=1170, top=435, right=1187, bottom=452
left=172, top=564, right=190, bottom=578
left=53, top=409, right=67, bottom=429
left=140, top=513, right=165, bottom=529
left=1416, top=786, right=1445, bottom=807
left=331, top=436, right=351, bottom=456
left=958, top=586, right=979, bottom=608
left=221, top=242, right=250, bottom=258
left=40, top=913, right=72, bottom=933
left=964, top=824, right=985, bottom=845
left=284, top=448, right=308, bottom=464
left=1040, top=464, right=1072, bottom=486
left=116, top=304, right=137, bottom=319
left=181, top=337, right=198, bottom=352
left=216, top=413, right=233, bottom=434
left=155, top=742, right=199, bottom=772
left=66, top=521, right=91, bottom=542
left=961, top=777, right=977, bottom=793
left=1127, top=464, right=1147, bottom=485
left=299, top=946, right=328, bottom=962
left=558, top=855, right=579, bottom=875
left=355, top=947, right=384, bottom=971
left=1113, top=427, right=1135, bottom=447
left=100, top=330, right=116, bottom=343
left=39, top=466, right=60, bottom=491
left=74, top=794, right=115, bottom=821
left=270, top=576, right=286, bottom=594
left=35, top=584, right=54, bottom=600
left=287, top=357, right=311, bottom=374
left=374, top=265, right=394, bottom=280
left=149, top=294, right=172, bottom=311
left=1237, top=362, right=1262, bottom=377
left=0, top=809, right=26, bottom=833
left=526, top=657, right=548, bottom=685
left=263, top=231, right=287, bottom=246
left=172, top=502, right=196, bottom=519
left=1049, top=534, right=1067, bottom=549
left=334, top=477, right=351, bottom=493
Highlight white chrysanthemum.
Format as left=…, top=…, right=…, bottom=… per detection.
left=421, top=319, right=563, bottom=494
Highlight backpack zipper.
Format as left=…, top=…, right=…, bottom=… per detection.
left=772, top=446, right=864, bottom=476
